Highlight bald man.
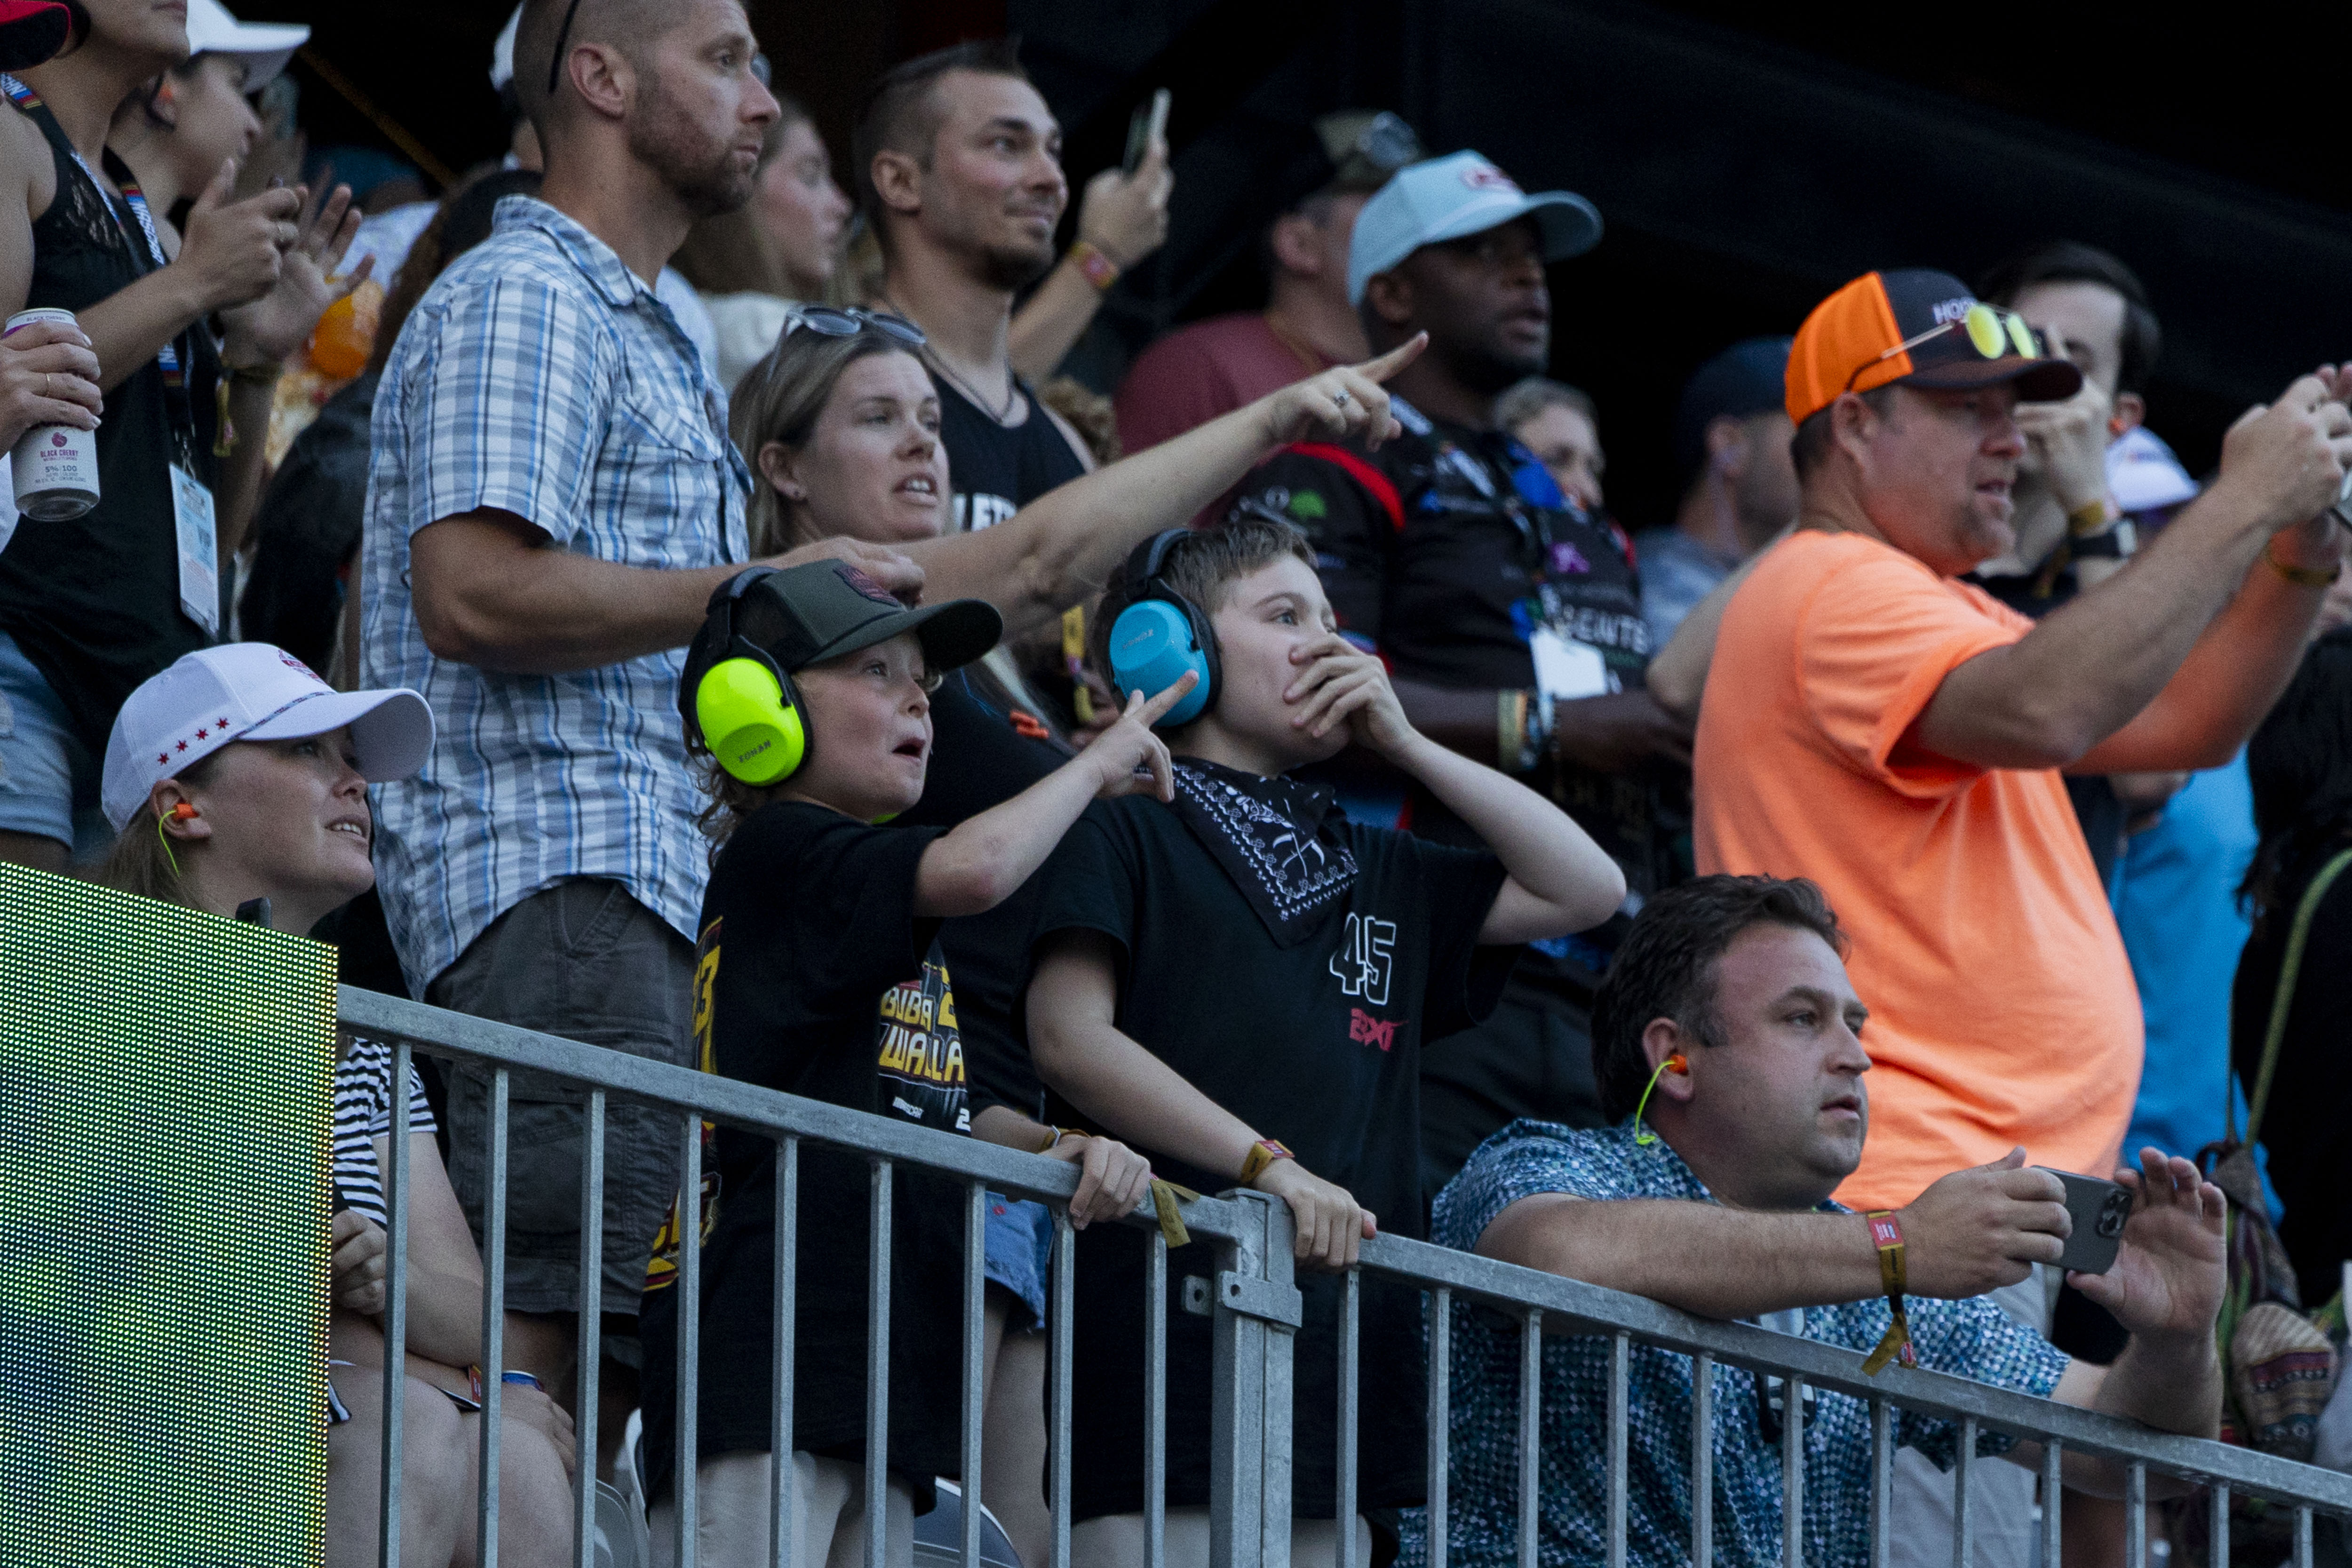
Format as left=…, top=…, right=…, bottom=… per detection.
left=360, top=0, right=898, bottom=1479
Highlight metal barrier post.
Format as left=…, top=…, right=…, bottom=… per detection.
left=379, top=1041, right=414, bottom=1568
left=1207, top=1190, right=1298, bottom=1568
left=572, top=1090, right=605, bottom=1568
left=477, top=1068, right=510, bottom=1568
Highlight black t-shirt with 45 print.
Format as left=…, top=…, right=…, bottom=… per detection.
left=639, top=800, right=971, bottom=1505
left=1024, top=762, right=1512, bottom=1521
left=1228, top=396, right=1666, bottom=992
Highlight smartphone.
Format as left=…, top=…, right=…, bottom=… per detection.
left=1123, top=88, right=1171, bottom=176
left=2034, top=1167, right=2133, bottom=1274
left=2330, top=466, right=2352, bottom=533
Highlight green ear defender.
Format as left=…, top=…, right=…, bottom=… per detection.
left=685, top=568, right=809, bottom=785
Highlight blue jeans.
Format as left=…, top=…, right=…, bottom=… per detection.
left=0, top=629, right=107, bottom=857
left=984, top=1194, right=1056, bottom=1330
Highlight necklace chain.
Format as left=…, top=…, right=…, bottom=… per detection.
left=880, top=292, right=1018, bottom=423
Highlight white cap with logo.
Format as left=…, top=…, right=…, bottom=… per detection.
left=1346, top=150, right=1603, bottom=307
left=183, top=0, right=309, bottom=93
left=102, top=643, right=435, bottom=832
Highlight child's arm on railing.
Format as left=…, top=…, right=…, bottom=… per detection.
left=1027, top=929, right=1373, bottom=1270
left=970, top=1104, right=1154, bottom=1229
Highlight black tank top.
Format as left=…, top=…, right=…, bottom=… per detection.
left=0, top=89, right=220, bottom=755
left=933, top=372, right=1086, bottom=533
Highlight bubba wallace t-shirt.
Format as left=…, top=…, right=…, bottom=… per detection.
left=1025, top=761, right=1511, bottom=1520
left=640, top=800, right=971, bottom=1502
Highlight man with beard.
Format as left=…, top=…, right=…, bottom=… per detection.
left=855, top=39, right=1096, bottom=534
left=359, top=0, right=917, bottom=1478
left=1227, top=151, right=1692, bottom=1204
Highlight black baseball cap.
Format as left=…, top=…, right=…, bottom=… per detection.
left=1673, top=336, right=1794, bottom=478
left=688, top=561, right=1002, bottom=687
left=0, top=0, right=73, bottom=71
left=1787, top=268, right=2082, bottom=425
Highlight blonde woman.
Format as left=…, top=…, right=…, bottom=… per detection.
left=100, top=643, right=575, bottom=1568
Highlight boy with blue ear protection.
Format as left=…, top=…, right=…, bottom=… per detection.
left=1023, top=517, right=1626, bottom=1568
left=640, top=559, right=1187, bottom=1567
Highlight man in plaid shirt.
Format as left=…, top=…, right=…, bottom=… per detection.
left=1405, top=875, right=2228, bottom=1568
left=360, top=0, right=914, bottom=1475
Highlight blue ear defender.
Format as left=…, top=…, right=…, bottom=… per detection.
left=686, top=569, right=809, bottom=785
left=1106, top=530, right=1218, bottom=727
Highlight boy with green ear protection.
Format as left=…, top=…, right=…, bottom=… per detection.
left=639, top=559, right=1191, bottom=1555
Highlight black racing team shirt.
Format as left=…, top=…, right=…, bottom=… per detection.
left=1230, top=396, right=1671, bottom=993
left=1025, top=792, right=1511, bottom=1520
left=640, top=801, right=971, bottom=1504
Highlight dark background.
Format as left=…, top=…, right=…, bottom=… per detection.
left=245, top=0, right=2352, bottom=531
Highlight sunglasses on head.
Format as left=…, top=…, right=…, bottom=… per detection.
left=1845, top=302, right=2042, bottom=393
left=783, top=306, right=927, bottom=349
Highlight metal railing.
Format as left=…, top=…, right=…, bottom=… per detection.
left=344, top=986, right=2352, bottom=1568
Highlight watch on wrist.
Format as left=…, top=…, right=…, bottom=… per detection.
left=2069, top=519, right=2137, bottom=560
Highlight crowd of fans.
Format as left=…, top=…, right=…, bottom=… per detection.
left=8, top=0, right=2352, bottom=1563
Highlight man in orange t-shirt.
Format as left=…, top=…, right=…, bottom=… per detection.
left=1694, top=268, right=2350, bottom=1560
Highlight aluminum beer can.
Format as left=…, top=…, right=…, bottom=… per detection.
left=7, top=308, right=97, bottom=521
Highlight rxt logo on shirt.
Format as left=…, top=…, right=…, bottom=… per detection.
left=1329, top=912, right=1396, bottom=1006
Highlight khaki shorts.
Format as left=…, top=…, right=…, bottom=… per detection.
left=429, top=877, right=697, bottom=1321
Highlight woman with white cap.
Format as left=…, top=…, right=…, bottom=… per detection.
left=100, top=642, right=578, bottom=1568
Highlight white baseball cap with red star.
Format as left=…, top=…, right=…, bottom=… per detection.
left=102, top=643, right=434, bottom=832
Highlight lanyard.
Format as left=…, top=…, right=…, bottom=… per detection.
left=0, top=72, right=190, bottom=397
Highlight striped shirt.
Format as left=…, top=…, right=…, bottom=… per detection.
left=361, top=195, right=749, bottom=994
left=333, top=1036, right=437, bottom=1229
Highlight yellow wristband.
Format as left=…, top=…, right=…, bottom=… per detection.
left=1237, top=1138, right=1294, bottom=1185
left=2267, top=541, right=2343, bottom=589
left=1859, top=1210, right=1917, bottom=1375
left=1037, top=1125, right=1067, bottom=1154
left=2066, top=496, right=2118, bottom=537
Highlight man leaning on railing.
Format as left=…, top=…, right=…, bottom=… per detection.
left=1404, top=875, right=2226, bottom=1568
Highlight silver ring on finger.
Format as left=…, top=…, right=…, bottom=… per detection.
left=42, top=373, right=52, bottom=400
left=1331, top=388, right=1351, bottom=409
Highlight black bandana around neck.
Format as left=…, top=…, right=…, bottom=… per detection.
left=1169, top=759, right=1359, bottom=947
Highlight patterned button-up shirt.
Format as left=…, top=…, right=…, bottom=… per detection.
left=1399, top=1122, right=2069, bottom=1568
left=361, top=196, right=748, bottom=995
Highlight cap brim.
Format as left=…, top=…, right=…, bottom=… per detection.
left=812, top=598, right=1005, bottom=677
left=1901, top=356, right=2083, bottom=404
left=1423, top=189, right=1604, bottom=263
left=0, top=0, right=70, bottom=72
left=242, top=687, right=436, bottom=782
left=188, top=19, right=308, bottom=90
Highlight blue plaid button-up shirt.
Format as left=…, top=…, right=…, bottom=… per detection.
left=1399, top=1122, right=2068, bottom=1568
left=361, top=196, right=749, bottom=995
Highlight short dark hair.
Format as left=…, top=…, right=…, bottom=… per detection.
left=1087, top=516, right=1317, bottom=686
left=1976, top=240, right=2161, bottom=396
left=1589, top=876, right=1846, bottom=1122
left=851, top=38, right=1029, bottom=250
left=1788, top=385, right=1892, bottom=481
left=512, top=0, right=677, bottom=136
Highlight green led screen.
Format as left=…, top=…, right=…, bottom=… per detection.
left=0, top=863, right=330, bottom=1564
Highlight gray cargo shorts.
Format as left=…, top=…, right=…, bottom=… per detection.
left=428, top=877, right=697, bottom=1321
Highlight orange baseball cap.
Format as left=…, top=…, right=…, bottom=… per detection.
left=1786, top=269, right=2082, bottom=427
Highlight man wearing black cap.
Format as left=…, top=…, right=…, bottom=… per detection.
left=1631, top=336, right=1798, bottom=647
left=1228, top=150, right=1690, bottom=1200
left=1697, top=266, right=2350, bottom=1564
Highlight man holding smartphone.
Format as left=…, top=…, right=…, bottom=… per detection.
left=1690, top=267, right=2350, bottom=1562
left=1413, top=876, right=2226, bottom=1568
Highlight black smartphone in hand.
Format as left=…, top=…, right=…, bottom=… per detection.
left=2035, top=1167, right=2132, bottom=1274
left=1123, top=89, right=1170, bottom=176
